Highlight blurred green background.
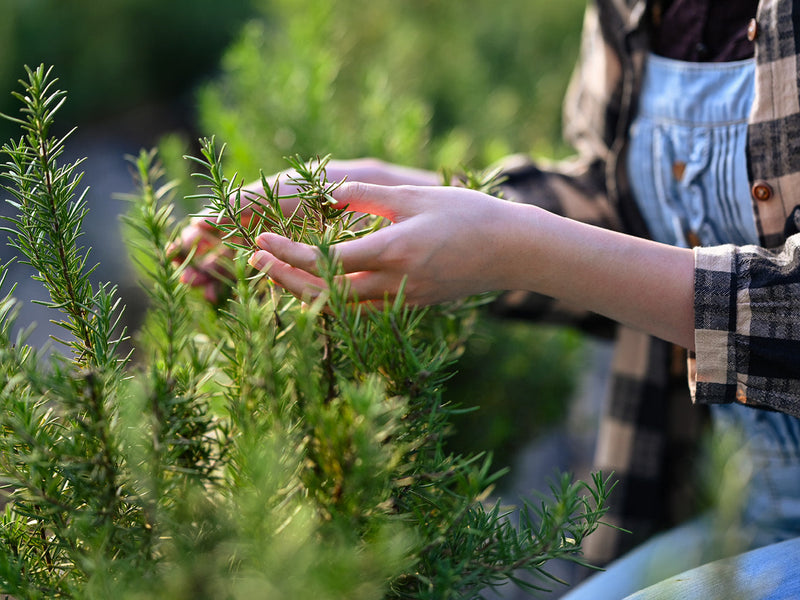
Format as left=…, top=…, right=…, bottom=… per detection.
left=0, top=0, right=586, bottom=163
left=0, top=0, right=590, bottom=477
left=0, top=0, right=254, bottom=142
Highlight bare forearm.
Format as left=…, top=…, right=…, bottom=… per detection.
left=503, top=202, right=696, bottom=350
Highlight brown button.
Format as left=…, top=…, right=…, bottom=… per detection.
left=747, top=18, right=758, bottom=42
left=686, top=231, right=702, bottom=247
left=751, top=180, right=773, bottom=201
left=672, top=161, right=687, bottom=181
left=736, top=387, right=748, bottom=404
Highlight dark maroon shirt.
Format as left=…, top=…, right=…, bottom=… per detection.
left=650, top=0, right=759, bottom=62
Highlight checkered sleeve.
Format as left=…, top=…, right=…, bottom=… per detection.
left=692, top=233, right=800, bottom=417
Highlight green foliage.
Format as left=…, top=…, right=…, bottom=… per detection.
left=0, top=66, right=613, bottom=599
left=198, top=0, right=587, bottom=177
left=196, top=0, right=589, bottom=468
left=445, top=321, right=585, bottom=475
left=0, top=66, right=126, bottom=371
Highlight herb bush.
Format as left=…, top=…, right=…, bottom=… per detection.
left=0, top=65, right=612, bottom=599
left=191, top=0, right=589, bottom=471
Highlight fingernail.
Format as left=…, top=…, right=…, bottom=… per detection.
left=248, top=250, right=271, bottom=270
left=255, top=233, right=272, bottom=249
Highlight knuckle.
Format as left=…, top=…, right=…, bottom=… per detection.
left=275, top=245, right=319, bottom=276
left=340, top=181, right=370, bottom=203
left=299, top=247, right=323, bottom=273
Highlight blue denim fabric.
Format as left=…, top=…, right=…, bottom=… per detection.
left=626, top=53, right=759, bottom=248
left=563, top=54, right=800, bottom=599
left=713, top=403, right=800, bottom=550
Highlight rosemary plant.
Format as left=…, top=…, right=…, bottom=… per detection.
left=0, top=65, right=614, bottom=600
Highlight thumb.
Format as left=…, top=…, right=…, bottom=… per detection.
left=332, top=182, right=421, bottom=222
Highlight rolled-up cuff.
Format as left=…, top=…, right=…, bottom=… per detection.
left=691, top=244, right=741, bottom=406
left=691, top=239, right=800, bottom=417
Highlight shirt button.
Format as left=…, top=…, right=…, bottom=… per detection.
left=672, top=161, right=686, bottom=181
left=751, top=180, right=773, bottom=201
left=686, top=231, right=702, bottom=247
left=694, top=42, right=709, bottom=60
left=747, top=18, right=758, bottom=42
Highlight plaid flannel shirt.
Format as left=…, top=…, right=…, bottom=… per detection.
left=493, top=0, right=800, bottom=564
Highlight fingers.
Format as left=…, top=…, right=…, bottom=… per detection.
left=249, top=246, right=405, bottom=304
left=254, top=180, right=420, bottom=276
left=251, top=233, right=407, bottom=302
left=169, top=223, right=217, bottom=262
left=344, top=270, right=406, bottom=302
left=169, top=206, right=252, bottom=261
left=168, top=209, right=243, bottom=301
left=249, top=248, right=328, bottom=301
left=331, top=181, right=419, bottom=222
left=257, top=230, right=391, bottom=273
left=254, top=233, right=325, bottom=275
left=192, top=182, right=427, bottom=303
left=249, top=182, right=421, bottom=302
left=175, top=181, right=410, bottom=271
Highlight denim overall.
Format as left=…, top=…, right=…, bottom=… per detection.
left=565, top=54, right=800, bottom=599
